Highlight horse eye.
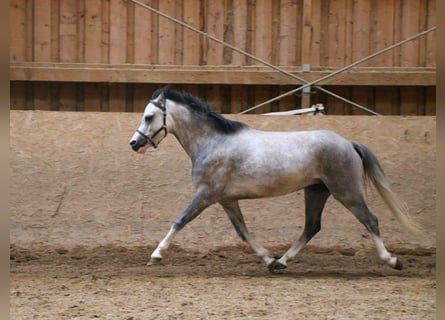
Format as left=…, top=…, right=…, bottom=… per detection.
left=145, top=115, right=154, bottom=123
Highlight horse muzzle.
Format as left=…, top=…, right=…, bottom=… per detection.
left=129, top=137, right=148, bottom=153
left=128, top=133, right=148, bottom=153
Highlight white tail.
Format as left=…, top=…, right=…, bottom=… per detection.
left=353, top=143, right=423, bottom=235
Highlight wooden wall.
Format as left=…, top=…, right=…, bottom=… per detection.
left=10, top=0, right=436, bottom=115
left=10, top=82, right=436, bottom=115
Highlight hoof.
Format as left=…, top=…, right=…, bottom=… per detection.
left=268, top=260, right=287, bottom=273
left=394, top=258, right=403, bottom=270
left=147, top=257, right=162, bottom=266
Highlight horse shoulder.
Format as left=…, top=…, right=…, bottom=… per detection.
left=190, top=140, right=235, bottom=187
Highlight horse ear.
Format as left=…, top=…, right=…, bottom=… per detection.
left=158, top=91, right=165, bottom=104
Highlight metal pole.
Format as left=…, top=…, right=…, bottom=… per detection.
left=240, top=26, right=436, bottom=114
left=130, top=0, right=435, bottom=116
left=130, top=0, right=372, bottom=113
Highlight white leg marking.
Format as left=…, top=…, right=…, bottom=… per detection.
left=372, top=235, right=397, bottom=267
left=277, top=239, right=307, bottom=267
left=246, top=237, right=274, bottom=265
left=151, top=226, right=176, bottom=260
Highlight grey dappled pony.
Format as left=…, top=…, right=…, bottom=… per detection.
left=129, top=87, right=421, bottom=272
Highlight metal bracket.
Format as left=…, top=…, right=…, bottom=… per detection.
left=264, top=104, right=325, bottom=116
left=301, top=64, right=311, bottom=93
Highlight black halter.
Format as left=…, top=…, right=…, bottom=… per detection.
left=136, top=99, right=167, bottom=149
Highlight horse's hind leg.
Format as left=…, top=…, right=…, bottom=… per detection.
left=220, top=200, right=275, bottom=266
left=331, top=188, right=403, bottom=270
left=272, top=184, right=331, bottom=271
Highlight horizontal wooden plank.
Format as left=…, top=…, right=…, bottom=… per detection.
left=10, top=62, right=436, bottom=86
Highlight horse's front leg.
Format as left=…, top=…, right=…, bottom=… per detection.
left=148, top=189, right=216, bottom=265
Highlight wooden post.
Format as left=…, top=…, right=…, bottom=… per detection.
left=33, top=0, right=51, bottom=61
left=206, top=0, right=225, bottom=66
left=134, top=0, right=152, bottom=64
left=109, top=0, right=128, bottom=64
left=253, top=0, right=272, bottom=64
left=183, top=0, right=201, bottom=65
left=84, top=0, right=102, bottom=63
left=59, top=0, right=78, bottom=62
left=10, top=0, right=27, bottom=62
left=279, top=0, right=298, bottom=66
left=301, top=0, right=312, bottom=108
left=158, top=0, right=176, bottom=64
left=232, top=0, right=248, bottom=66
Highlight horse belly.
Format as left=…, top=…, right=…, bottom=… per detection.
left=224, top=168, right=317, bottom=199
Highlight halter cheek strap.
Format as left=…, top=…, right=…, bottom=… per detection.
left=137, top=99, right=167, bottom=149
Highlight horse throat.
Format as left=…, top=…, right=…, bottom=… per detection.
left=168, top=109, right=215, bottom=160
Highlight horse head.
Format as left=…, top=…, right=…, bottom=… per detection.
left=129, top=92, right=168, bottom=153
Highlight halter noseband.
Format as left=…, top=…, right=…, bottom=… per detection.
left=136, top=98, right=167, bottom=149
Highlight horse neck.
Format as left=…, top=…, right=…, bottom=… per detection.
left=167, top=102, right=215, bottom=160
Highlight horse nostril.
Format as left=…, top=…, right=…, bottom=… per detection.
left=129, top=140, right=136, bottom=146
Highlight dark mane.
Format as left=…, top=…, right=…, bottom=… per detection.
left=151, top=87, right=247, bottom=134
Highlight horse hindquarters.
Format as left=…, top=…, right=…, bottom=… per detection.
left=322, top=142, right=405, bottom=269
